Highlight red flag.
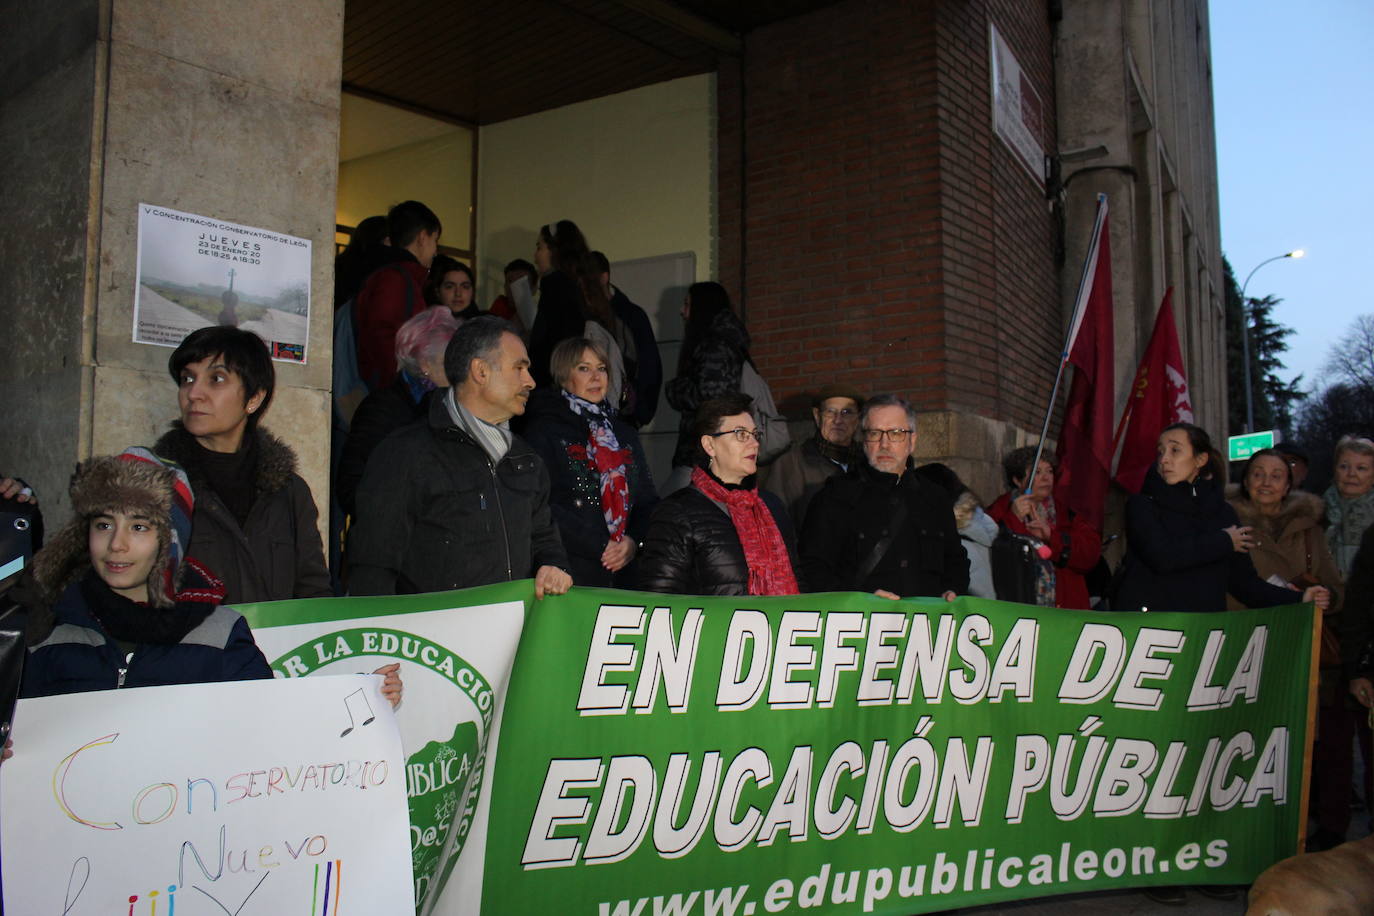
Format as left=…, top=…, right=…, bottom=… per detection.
left=1112, top=289, right=1195, bottom=493
left=1053, top=201, right=1115, bottom=532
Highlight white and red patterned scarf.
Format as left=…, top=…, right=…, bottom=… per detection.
left=563, top=391, right=631, bottom=540
left=691, top=466, right=799, bottom=596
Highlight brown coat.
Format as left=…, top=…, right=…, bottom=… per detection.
left=1226, top=488, right=1343, bottom=614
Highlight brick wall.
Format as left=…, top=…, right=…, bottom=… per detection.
left=718, top=0, right=1061, bottom=434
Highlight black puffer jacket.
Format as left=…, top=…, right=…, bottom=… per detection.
left=801, top=460, right=969, bottom=598
left=637, top=473, right=800, bottom=596
left=1114, top=467, right=1296, bottom=613
left=665, top=309, right=750, bottom=469
left=521, top=388, right=658, bottom=587
left=336, top=374, right=432, bottom=516
left=347, top=394, right=569, bottom=595
left=1341, top=523, right=1374, bottom=682
left=154, top=425, right=331, bottom=605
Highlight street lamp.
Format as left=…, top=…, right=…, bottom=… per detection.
left=1239, top=249, right=1304, bottom=432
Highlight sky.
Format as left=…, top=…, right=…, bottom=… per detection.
left=1210, top=0, right=1373, bottom=392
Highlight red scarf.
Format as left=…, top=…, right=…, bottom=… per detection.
left=691, top=466, right=799, bottom=596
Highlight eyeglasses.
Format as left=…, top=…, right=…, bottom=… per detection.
left=861, top=428, right=913, bottom=443
left=708, top=428, right=764, bottom=444
left=820, top=407, right=857, bottom=419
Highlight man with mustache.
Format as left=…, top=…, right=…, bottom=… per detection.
left=348, top=316, right=571, bottom=598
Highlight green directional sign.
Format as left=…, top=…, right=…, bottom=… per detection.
left=1229, top=430, right=1275, bottom=461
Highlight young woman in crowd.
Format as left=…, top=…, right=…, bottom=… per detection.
left=1113, top=423, right=1329, bottom=614
left=638, top=393, right=800, bottom=596
left=8, top=449, right=399, bottom=763
left=336, top=306, right=459, bottom=519
left=529, top=220, right=629, bottom=400
left=427, top=255, right=480, bottom=320
left=154, top=326, right=330, bottom=604
left=663, top=282, right=751, bottom=494
left=19, top=448, right=273, bottom=695
left=522, top=338, right=658, bottom=587
left=987, top=446, right=1101, bottom=609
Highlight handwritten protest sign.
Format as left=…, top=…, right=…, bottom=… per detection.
left=237, top=584, right=528, bottom=915
left=1, top=674, right=413, bottom=914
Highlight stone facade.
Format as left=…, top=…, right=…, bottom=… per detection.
left=0, top=0, right=344, bottom=524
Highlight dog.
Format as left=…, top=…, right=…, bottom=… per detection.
left=1246, top=834, right=1374, bottom=915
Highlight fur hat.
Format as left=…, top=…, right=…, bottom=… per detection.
left=32, top=448, right=194, bottom=608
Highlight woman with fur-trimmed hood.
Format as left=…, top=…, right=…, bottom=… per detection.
left=20, top=448, right=271, bottom=697
left=1225, top=448, right=1343, bottom=611
left=155, top=326, right=331, bottom=604
left=1226, top=447, right=1350, bottom=851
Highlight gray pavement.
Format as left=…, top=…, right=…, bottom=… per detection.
left=950, top=886, right=1246, bottom=914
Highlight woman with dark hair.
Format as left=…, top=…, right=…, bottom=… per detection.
left=638, top=393, right=800, bottom=596
left=154, top=326, right=331, bottom=604
left=663, top=282, right=751, bottom=494
left=523, top=337, right=658, bottom=587
left=528, top=220, right=627, bottom=394
left=986, top=445, right=1100, bottom=609
left=1114, top=423, right=1329, bottom=614
left=337, top=306, right=459, bottom=519
left=426, top=255, right=479, bottom=320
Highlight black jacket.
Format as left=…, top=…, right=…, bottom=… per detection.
left=637, top=474, right=800, bottom=596
left=347, top=395, right=569, bottom=595
left=521, top=389, right=658, bottom=587
left=21, top=570, right=270, bottom=697
left=336, top=374, right=431, bottom=516
left=1114, top=467, right=1297, bottom=613
left=610, top=287, right=663, bottom=427
left=665, top=309, right=750, bottom=468
left=154, top=425, right=331, bottom=605
left=1341, top=523, right=1374, bottom=681
left=801, top=460, right=970, bottom=598
left=530, top=271, right=587, bottom=388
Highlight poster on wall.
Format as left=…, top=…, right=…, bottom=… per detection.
left=133, top=203, right=313, bottom=363
left=989, top=23, right=1047, bottom=187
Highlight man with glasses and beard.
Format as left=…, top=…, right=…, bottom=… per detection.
left=800, top=393, right=968, bottom=600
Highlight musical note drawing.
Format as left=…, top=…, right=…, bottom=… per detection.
left=339, top=688, right=376, bottom=737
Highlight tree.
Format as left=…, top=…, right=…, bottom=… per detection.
left=1321, top=313, right=1374, bottom=392
left=1223, top=257, right=1303, bottom=437
left=1292, top=313, right=1374, bottom=491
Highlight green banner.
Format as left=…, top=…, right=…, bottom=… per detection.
left=239, top=586, right=1316, bottom=915
left=487, top=589, right=1315, bottom=915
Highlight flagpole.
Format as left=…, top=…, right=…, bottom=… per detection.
left=1025, top=193, right=1108, bottom=496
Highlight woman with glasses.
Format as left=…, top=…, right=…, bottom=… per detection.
left=523, top=337, right=658, bottom=588
left=638, top=393, right=801, bottom=596
left=986, top=445, right=1100, bottom=609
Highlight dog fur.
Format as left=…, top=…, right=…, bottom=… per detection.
left=1245, top=834, right=1374, bottom=915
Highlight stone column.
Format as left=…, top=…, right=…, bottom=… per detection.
left=0, top=0, right=343, bottom=524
